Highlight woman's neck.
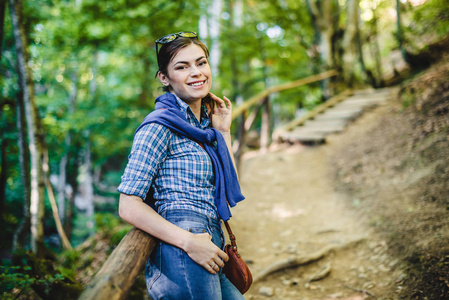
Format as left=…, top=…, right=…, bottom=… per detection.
left=187, top=100, right=202, bottom=122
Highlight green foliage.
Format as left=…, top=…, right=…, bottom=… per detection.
left=0, top=261, right=83, bottom=300
left=0, top=266, right=39, bottom=299
left=94, top=212, right=121, bottom=232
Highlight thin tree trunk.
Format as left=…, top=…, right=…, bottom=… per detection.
left=260, top=97, right=270, bottom=153
left=12, top=90, right=31, bottom=252
left=9, top=0, right=46, bottom=256
left=137, top=56, right=151, bottom=108
left=259, top=35, right=272, bottom=151
left=58, top=73, right=77, bottom=225
left=207, top=0, right=222, bottom=76
left=81, top=51, right=98, bottom=235
left=0, top=0, right=6, bottom=62
left=64, top=153, right=79, bottom=240
left=43, top=148, right=72, bottom=250
left=0, top=114, right=7, bottom=220
left=342, top=0, right=359, bottom=85
left=395, top=0, right=408, bottom=64
left=370, top=2, right=384, bottom=87
left=305, top=0, right=338, bottom=99
left=84, top=139, right=95, bottom=231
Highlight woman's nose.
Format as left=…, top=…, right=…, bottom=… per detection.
left=190, top=65, right=201, bottom=76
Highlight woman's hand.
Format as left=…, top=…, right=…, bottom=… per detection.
left=183, top=232, right=229, bottom=274
left=209, top=93, right=232, bottom=134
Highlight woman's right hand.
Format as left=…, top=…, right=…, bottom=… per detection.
left=183, top=232, right=229, bottom=274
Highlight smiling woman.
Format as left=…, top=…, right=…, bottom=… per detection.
left=117, top=32, right=246, bottom=299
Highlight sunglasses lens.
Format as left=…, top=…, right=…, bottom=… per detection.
left=179, top=32, right=197, bottom=38
left=156, top=34, right=177, bottom=44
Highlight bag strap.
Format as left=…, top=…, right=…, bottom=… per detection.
left=224, top=221, right=241, bottom=257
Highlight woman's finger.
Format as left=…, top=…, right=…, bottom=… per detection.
left=207, top=262, right=218, bottom=274
left=223, top=96, right=232, bottom=108
left=209, top=93, right=228, bottom=108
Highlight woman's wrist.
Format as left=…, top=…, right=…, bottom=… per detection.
left=178, top=230, right=195, bottom=251
left=219, top=130, right=231, bottom=137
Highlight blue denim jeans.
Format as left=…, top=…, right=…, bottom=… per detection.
left=145, top=209, right=245, bottom=300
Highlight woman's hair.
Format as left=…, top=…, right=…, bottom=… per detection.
left=156, top=36, right=214, bottom=115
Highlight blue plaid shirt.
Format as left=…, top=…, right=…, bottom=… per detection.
left=117, top=96, right=218, bottom=219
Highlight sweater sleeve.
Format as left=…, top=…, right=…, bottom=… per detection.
left=117, top=123, right=172, bottom=200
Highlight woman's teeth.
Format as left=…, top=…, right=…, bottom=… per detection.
left=189, top=81, right=204, bottom=86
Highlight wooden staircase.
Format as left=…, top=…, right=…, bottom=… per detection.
left=273, top=88, right=395, bottom=145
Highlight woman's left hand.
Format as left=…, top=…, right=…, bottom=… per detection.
left=209, top=93, right=232, bottom=134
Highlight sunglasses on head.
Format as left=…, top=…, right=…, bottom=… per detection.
left=155, top=32, right=198, bottom=66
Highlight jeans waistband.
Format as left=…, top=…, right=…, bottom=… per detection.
left=161, top=209, right=222, bottom=230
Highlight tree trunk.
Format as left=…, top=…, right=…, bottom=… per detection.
left=0, top=0, right=6, bottom=62
left=12, top=90, right=32, bottom=252
left=64, top=153, right=80, bottom=240
left=260, top=97, right=270, bottom=153
left=203, top=0, right=222, bottom=76
left=137, top=56, right=151, bottom=108
left=342, top=0, right=359, bottom=85
left=84, top=140, right=95, bottom=232
left=0, top=114, right=7, bottom=220
left=395, top=0, right=408, bottom=64
left=58, top=73, right=77, bottom=225
left=43, top=148, right=72, bottom=250
left=305, top=0, right=338, bottom=99
left=369, top=2, right=384, bottom=87
left=9, top=0, right=46, bottom=256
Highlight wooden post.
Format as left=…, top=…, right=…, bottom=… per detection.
left=234, top=112, right=247, bottom=171
left=260, top=97, right=270, bottom=153
left=78, top=228, right=158, bottom=300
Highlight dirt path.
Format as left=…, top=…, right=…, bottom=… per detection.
left=232, top=107, right=404, bottom=299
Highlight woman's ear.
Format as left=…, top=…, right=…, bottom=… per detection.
left=158, top=71, right=170, bottom=87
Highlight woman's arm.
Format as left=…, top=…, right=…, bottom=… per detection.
left=119, top=194, right=228, bottom=274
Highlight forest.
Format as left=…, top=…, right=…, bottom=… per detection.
left=1, top=0, right=449, bottom=299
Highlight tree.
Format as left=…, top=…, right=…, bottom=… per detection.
left=305, top=0, right=339, bottom=98
left=8, top=0, right=46, bottom=256
left=342, top=0, right=360, bottom=85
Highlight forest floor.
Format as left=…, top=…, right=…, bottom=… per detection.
left=233, top=58, right=449, bottom=300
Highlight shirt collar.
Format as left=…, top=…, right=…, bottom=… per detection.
left=173, top=93, right=211, bottom=129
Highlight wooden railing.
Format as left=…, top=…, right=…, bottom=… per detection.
left=77, top=70, right=339, bottom=300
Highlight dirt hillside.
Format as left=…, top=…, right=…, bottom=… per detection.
left=234, top=58, right=449, bottom=299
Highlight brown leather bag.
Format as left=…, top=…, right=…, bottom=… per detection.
left=222, top=221, right=253, bottom=294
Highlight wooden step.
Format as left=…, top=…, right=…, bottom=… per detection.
left=274, top=88, right=395, bottom=146
left=314, top=108, right=362, bottom=121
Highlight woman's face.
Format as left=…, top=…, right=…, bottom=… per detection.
left=159, top=43, right=212, bottom=104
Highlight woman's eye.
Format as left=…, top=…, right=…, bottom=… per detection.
left=176, top=66, right=186, bottom=70
left=198, top=60, right=208, bottom=66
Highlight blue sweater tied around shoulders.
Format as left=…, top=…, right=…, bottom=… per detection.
left=135, top=92, right=245, bottom=221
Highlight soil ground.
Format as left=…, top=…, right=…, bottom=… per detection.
left=233, top=59, right=449, bottom=300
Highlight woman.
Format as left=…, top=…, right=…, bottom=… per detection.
left=117, top=32, right=246, bottom=299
